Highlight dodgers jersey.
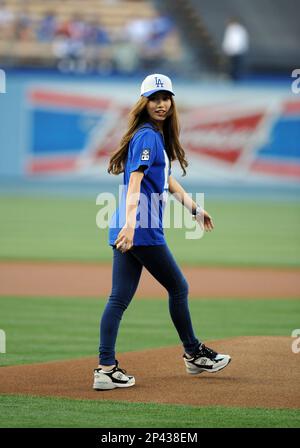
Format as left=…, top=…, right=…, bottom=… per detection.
left=109, top=122, right=171, bottom=246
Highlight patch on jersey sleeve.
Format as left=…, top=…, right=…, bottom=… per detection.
left=141, top=148, right=150, bottom=161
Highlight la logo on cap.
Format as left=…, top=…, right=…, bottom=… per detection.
left=155, top=77, right=164, bottom=88
left=141, top=73, right=175, bottom=98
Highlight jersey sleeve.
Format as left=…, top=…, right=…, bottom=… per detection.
left=128, top=129, right=157, bottom=176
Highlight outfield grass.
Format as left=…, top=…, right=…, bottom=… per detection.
left=0, top=196, right=299, bottom=267
left=1, top=296, right=299, bottom=366
left=0, top=395, right=299, bottom=428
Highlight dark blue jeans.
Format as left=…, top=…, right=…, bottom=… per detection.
left=99, top=244, right=200, bottom=365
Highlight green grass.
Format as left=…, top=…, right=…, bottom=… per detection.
left=0, top=196, right=299, bottom=267
left=0, top=395, right=299, bottom=428
left=1, top=297, right=299, bottom=428
left=1, top=296, right=299, bottom=366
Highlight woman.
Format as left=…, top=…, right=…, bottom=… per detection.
left=93, top=74, right=231, bottom=390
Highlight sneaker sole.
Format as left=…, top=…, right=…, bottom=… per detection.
left=185, top=357, right=231, bottom=375
left=93, top=379, right=135, bottom=390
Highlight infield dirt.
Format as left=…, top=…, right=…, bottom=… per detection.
left=0, top=336, right=299, bottom=409
left=0, top=261, right=300, bottom=298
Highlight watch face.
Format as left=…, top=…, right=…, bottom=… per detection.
left=196, top=206, right=202, bottom=216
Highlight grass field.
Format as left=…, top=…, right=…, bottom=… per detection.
left=1, top=395, right=300, bottom=428
left=0, top=196, right=299, bottom=266
left=0, top=195, right=299, bottom=428
left=1, top=296, right=299, bottom=366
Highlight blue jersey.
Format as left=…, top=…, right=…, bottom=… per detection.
left=109, top=122, right=171, bottom=246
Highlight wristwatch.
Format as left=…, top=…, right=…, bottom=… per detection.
left=192, top=205, right=203, bottom=217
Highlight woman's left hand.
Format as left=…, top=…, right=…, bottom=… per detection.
left=194, top=209, right=214, bottom=232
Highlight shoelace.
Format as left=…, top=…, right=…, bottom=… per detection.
left=195, top=344, right=217, bottom=360
left=114, top=360, right=127, bottom=375
left=96, top=360, right=127, bottom=374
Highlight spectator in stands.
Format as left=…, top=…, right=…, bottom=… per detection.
left=125, top=14, right=153, bottom=47
left=142, top=13, right=173, bottom=70
left=113, top=34, right=139, bottom=74
left=68, top=14, right=86, bottom=43
left=222, top=17, right=249, bottom=81
left=124, top=13, right=173, bottom=71
left=84, top=19, right=113, bottom=74
left=84, top=19, right=110, bottom=46
left=37, top=11, right=57, bottom=42
left=14, top=8, right=33, bottom=41
left=151, top=13, right=173, bottom=41
left=0, top=0, right=15, bottom=39
left=52, top=14, right=86, bottom=73
left=119, top=14, right=152, bottom=72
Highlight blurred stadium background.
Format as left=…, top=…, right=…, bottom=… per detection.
left=0, top=0, right=299, bottom=190
left=0, top=0, right=299, bottom=263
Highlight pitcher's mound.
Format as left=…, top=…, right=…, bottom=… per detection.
left=0, top=336, right=299, bottom=409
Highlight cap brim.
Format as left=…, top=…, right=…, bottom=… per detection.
left=142, top=89, right=175, bottom=98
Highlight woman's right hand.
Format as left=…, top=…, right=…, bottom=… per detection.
left=114, top=225, right=134, bottom=253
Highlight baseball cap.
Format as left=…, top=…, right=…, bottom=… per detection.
left=140, top=74, right=175, bottom=97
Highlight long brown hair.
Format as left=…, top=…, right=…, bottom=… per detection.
left=108, top=95, right=188, bottom=176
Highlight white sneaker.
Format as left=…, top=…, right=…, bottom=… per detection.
left=183, top=344, right=231, bottom=375
left=93, top=360, right=135, bottom=390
